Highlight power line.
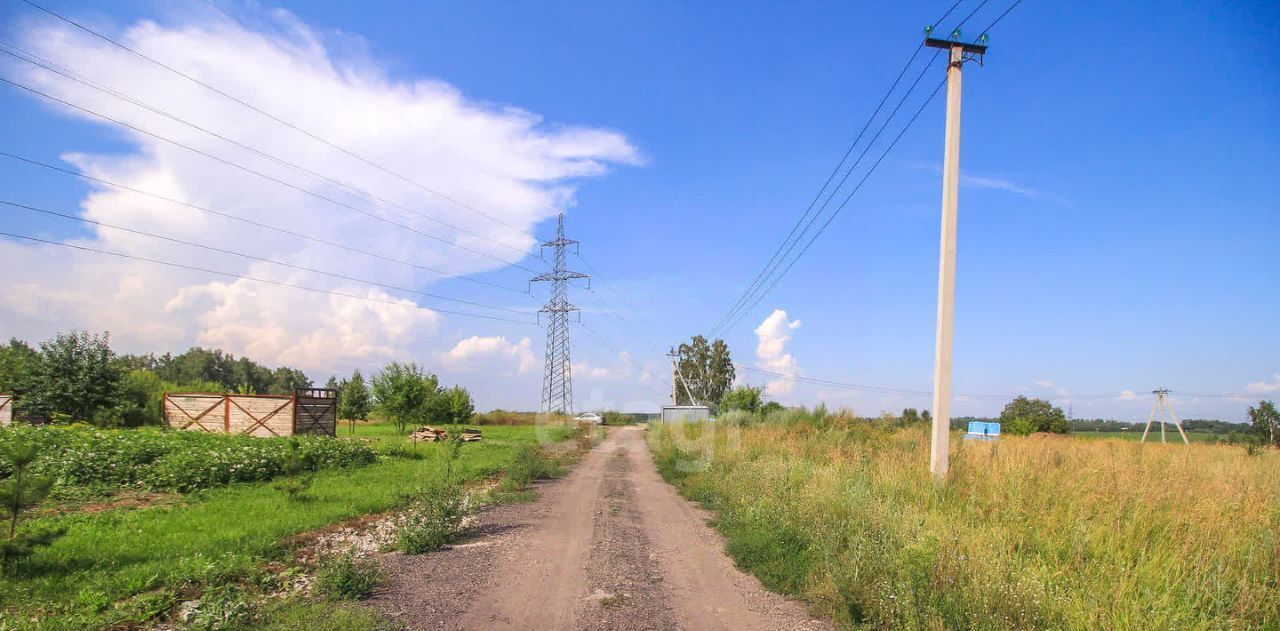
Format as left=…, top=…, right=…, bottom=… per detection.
left=0, top=231, right=536, bottom=325
left=0, top=74, right=539, bottom=272
left=709, top=1, right=965, bottom=336
left=951, top=0, right=992, bottom=31
left=737, top=366, right=1264, bottom=407
left=573, top=253, right=668, bottom=354
left=711, top=49, right=940, bottom=336
left=710, top=0, right=1029, bottom=338
left=1178, top=392, right=1267, bottom=400
left=576, top=319, right=626, bottom=355
left=719, top=75, right=948, bottom=334
left=930, top=0, right=967, bottom=29
left=0, top=198, right=529, bottom=316
left=982, top=0, right=1024, bottom=32
left=735, top=365, right=938, bottom=397
left=0, top=151, right=528, bottom=294
left=16, top=0, right=544, bottom=245
left=0, top=40, right=534, bottom=258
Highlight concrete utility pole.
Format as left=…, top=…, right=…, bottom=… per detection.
left=926, top=31, right=987, bottom=479
left=1141, top=388, right=1190, bottom=445
left=668, top=348, right=678, bottom=405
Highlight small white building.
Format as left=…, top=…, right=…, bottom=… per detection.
left=660, top=405, right=711, bottom=424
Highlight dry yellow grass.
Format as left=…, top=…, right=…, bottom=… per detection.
left=651, top=416, right=1280, bottom=630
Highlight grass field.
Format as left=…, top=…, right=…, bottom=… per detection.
left=0, top=420, right=579, bottom=630
left=650, top=417, right=1280, bottom=630
left=1070, top=430, right=1220, bottom=443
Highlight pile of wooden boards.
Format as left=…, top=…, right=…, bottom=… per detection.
left=407, top=426, right=483, bottom=442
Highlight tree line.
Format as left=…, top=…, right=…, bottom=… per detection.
left=0, top=331, right=298, bottom=426
left=0, top=330, right=477, bottom=431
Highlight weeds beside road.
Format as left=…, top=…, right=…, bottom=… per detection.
left=650, top=414, right=1280, bottom=630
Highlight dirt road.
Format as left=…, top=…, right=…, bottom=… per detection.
left=370, top=426, right=830, bottom=630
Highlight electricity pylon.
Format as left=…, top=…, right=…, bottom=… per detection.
left=1141, top=388, right=1189, bottom=444
left=926, top=29, right=988, bottom=479
left=531, top=213, right=588, bottom=414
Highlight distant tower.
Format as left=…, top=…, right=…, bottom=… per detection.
left=1141, top=388, right=1189, bottom=444
left=531, top=214, right=589, bottom=414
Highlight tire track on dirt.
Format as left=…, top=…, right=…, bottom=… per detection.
left=370, top=427, right=828, bottom=630
left=575, top=439, right=680, bottom=629
left=620, top=427, right=832, bottom=631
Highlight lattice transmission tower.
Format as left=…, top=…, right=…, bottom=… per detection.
left=531, top=213, right=589, bottom=414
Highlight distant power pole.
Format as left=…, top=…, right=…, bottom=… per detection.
left=667, top=348, right=698, bottom=406
left=1141, top=388, right=1189, bottom=445
left=926, top=30, right=988, bottom=479
left=531, top=213, right=589, bottom=415
left=667, top=348, right=678, bottom=405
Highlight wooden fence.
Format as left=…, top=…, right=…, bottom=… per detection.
left=0, top=394, right=11, bottom=427
left=163, top=388, right=338, bottom=437
left=294, top=388, right=339, bottom=435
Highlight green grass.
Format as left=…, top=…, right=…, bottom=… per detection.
left=650, top=417, right=1280, bottom=630
left=253, top=599, right=395, bottom=630
left=0, top=420, right=580, bottom=629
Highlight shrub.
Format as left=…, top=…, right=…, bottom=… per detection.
left=395, top=438, right=473, bottom=554
left=0, top=426, right=376, bottom=496
left=181, top=584, right=254, bottom=630
left=1004, top=415, right=1037, bottom=436
left=395, top=477, right=470, bottom=554
left=272, top=440, right=312, bottom=501
left=716, top=410, right=755, bottom=428
left=720, top=386, right=764, bottom=415
left=502, top=444, right=563, bottom=490
left=313, top=549, right=381, bottom=600
left=1, top=438, right=66, bottom=571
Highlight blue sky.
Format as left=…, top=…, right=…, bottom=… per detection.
left=0, top=0, right=1276, bottom=421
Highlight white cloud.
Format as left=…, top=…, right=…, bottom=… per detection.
left=1119, top=389, right=1140, bottom=400
left=1246, top=374, right=1280, bottom=394
left=960, top=173, right=1043, bottom=198
left=0, top=4, right=637, bottom=388
left=1035, top=379, right=1054, bottom=388
left=440, top=336, right=536, bottom=375
left=754, top=309, right=801, bottom=396
left=572, top=351, right=633, bottom=382
left=911, top=162, right=1069, bottom=207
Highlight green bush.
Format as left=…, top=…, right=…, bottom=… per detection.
left=716, top=410, right=755, bottom=428
left=502, top=444, right=563, bottom=490
left=395, top=477, right=470, bottom=554
left=313, top=549, right=381, bottom=600
left=0, top=426, right=376, bottom=496
left=181, top=584, right=254, bottom=630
